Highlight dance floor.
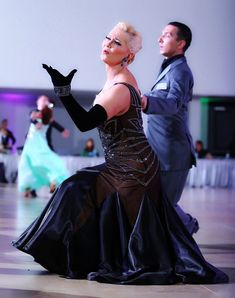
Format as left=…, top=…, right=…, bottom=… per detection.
left=0, top=183, right=234, bottom=298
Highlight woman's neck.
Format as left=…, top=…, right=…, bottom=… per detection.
left=106, top=63, right=128, bottom=79
left=104, top=64, right=128, bottom=89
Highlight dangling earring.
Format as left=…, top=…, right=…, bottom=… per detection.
left=121, top=56, right=129, bottom=67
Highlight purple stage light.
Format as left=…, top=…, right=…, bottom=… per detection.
left=0, top=92, right=35, bottom=104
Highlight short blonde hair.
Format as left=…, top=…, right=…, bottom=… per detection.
left=115, top=22, right=142, bottom=55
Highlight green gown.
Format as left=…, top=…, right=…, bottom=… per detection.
left=18, top=122, right=69, bottom=192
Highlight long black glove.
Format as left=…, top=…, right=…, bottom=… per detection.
left=42, top=64, right=107, bottom=132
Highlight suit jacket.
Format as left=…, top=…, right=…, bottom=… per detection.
left=46, top=120, right=65, bottom=151
left=144, top=56, right=196, bottom=171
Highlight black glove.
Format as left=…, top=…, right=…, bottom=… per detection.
left=42, top=64, right=77, bottom=96
left=42, top=64, right=107, bottom=131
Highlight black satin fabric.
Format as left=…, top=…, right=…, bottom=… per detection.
left=12, top=83, right=229, bottom=285
left=12, top=165, right=228, bottom=285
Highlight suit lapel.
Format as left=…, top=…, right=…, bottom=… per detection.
left=151, top=57, right=186, bottom=90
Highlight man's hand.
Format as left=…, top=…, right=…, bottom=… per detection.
left=61, top=129, right=70, bottom=138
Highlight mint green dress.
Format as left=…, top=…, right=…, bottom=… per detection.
left=18, top=122, right=69, bottom=192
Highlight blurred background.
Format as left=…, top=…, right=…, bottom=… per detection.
left=0, top=0, right=234, bottom=156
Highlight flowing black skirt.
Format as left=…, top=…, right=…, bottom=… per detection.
left=12, top=164, right=228, bottom=285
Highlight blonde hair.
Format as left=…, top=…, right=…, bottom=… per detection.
left=115, top=22, right=142, bottom=55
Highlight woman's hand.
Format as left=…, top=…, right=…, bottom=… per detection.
left=35, top=122, right=43, bottom=130
left=42, top=64, right=77, bottom=87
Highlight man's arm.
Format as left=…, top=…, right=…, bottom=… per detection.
left=50, top=120, right=65, bottom=133
left=143, top=70, right=192, bottom=115
left=50, top=120, right=70, bottom=138
left=8, top=130, right=16, bottom=145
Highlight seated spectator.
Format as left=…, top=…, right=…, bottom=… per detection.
left=195, top=140, right=213, bottom=159
left=80, top=138, right=99, bottom=157
left=0, top=119, right=16, bottom=153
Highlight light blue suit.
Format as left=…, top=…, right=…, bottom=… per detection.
left=144, top=56, right=197, bottom=234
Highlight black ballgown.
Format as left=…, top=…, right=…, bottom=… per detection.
left=12, top=83, right=229, bottom=285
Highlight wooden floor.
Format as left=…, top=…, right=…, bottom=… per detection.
left=0, top=183, right=234, bottom=298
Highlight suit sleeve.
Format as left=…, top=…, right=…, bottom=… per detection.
left=50, top=120, right=65, bottom=133
left=8, top=130, right=16, bottom=145
left=144, top=69, right=193, bottom=115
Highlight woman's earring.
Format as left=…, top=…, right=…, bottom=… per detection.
left=121, top=56, right=128, bottom=67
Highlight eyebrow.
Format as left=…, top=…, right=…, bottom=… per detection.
left=108, top=35, right=122, bottom=42
left=162, top=31, right=172, bottom=35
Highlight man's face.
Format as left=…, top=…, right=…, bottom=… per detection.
left=158, top=25, right=184, bottom=58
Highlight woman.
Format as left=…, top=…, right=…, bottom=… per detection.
left=81, top=138, right=99, bottom=157
left=18, top=105, right=69, bottom=197
left=13, top=22, right=228, bottom=285
left=0, top=118, right=16, bottom=152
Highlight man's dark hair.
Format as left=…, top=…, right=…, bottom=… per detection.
left=168, top=21, right=192, bottom=52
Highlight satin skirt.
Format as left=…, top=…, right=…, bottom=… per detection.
left=12, top=164, right=229, bottom=285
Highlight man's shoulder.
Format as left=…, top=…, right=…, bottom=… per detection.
left=171, top=57, right=191, bottom=70
left=169, top=58, right=193, bottom=77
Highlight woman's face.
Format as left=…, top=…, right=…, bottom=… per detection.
left=86, top=140, right=93, bottom=149
left=101, top=27, right=130, bottom=66
left=37, top=96, right=49, bottom=111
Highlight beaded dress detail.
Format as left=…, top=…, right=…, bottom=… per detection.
left=98, top=83, right=158, bottom=187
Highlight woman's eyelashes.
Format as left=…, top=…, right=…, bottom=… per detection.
left=105, top=36, right=122, bottom=46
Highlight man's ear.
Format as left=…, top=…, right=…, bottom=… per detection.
left=178, top=40, right=186, bottom=51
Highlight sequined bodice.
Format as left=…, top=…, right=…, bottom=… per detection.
left=98, top=83, right=158, bottom=186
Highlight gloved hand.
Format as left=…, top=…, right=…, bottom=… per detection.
left=42, top=64, right=77, bottom=87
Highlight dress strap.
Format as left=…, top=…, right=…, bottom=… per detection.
left=114, top=82, right=141, bottom=106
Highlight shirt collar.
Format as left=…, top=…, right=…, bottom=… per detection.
left=161, top=54, right=184, bottom=71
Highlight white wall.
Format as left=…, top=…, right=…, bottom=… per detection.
left=1, top=0, right=234, bottom=155
left=0, top=0, right=235, bottom=96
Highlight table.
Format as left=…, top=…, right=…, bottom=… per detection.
left=186, top=158, right=235, bottom=188
left=61, top=156, right=105, bottom=175
left=0, top=154, right=105, bottom=183
left=0, top=153, right=19, bottom=183
left=1, top=154, right=235, bottom=189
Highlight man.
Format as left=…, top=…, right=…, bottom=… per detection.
left=142, top=21, right=198, bottom=234
left=31, top=95, right=70, bottom=151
